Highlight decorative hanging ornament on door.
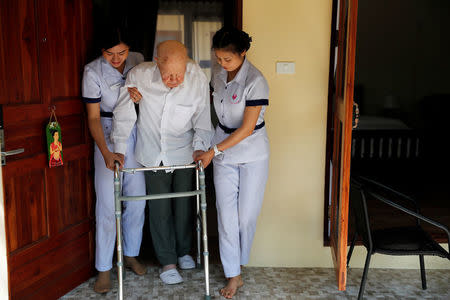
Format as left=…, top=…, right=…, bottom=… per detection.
left=46, top=106, right=64, bottom=167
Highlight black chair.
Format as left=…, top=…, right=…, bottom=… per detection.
left=347, top=176, right=450, bottom=300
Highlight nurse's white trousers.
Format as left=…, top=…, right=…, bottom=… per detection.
left=94, top=122, right=146, bottom=272
left=213, top=158, right=269, bottom=278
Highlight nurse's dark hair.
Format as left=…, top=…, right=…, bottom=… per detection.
left=99, top=26, right=131, bottom=51
left=212, top=26, right=252, bottom=54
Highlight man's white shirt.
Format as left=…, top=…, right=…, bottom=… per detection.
left=111, top=60, right=213, bottom=167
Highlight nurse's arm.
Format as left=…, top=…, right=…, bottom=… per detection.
left=194, top=106, right=262, bottom=168
left=86, top=103, right=124, bottom=170
left=217, top=106, right=261, bottom=150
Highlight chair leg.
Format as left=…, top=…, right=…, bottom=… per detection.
left=347, top=233, right=357, bottom=267
left=419, top=255, right=427, bottom=290
left=357, top=252, right=371, bottom=300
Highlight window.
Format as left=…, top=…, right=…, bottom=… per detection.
left=154, top=0, right=224, bottom=79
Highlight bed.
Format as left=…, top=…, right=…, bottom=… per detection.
left=351, top=115, right=422, bottom=175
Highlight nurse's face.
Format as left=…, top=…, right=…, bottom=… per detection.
left=102, top=43, right=129, bottom=70
left=214, top=48, right=246, bottom=73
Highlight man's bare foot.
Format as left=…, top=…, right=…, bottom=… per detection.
left=220, top=275, right=243, bottom=299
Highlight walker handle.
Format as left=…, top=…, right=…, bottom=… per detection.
left=196, top=160, right=204, bottom=172
left=114, top=161, right=121, bottom=178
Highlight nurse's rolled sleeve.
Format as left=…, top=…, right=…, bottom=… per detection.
left=111, top=70, right=138, bottom=155
left=192, top=80, right=214, bottom=151
left=245, top=77, right=269, bottom=107
left=82, top=66, right=102, bottom=103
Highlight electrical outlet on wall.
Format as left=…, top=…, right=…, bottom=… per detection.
left=276, top=61, right=295, bottom=74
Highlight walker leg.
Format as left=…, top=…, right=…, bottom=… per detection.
left=114, top=164, right=124, bottom=300
left=196, top=168, right=202, bottom=267
left=198, top=168, right=210, bottom=299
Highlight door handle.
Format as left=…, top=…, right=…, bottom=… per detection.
left=0, top=113, right=24, bottom=165
left=1, top=148, right=24, bottom=165
left=1, top=148, right=24, bottom=157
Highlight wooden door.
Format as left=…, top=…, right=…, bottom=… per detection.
left=0, top=1, right=95, bottom=299
left=329, top=0, right=359, bottom=291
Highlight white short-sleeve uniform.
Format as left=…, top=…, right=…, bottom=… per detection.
left=82, top=52, right=146, bottom=272
left=211, top=58, right=269, bottom=278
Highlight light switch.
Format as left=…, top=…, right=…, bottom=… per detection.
left=276, top=61, right=295, bottom=74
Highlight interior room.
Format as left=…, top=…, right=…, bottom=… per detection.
left=348, top=0, right=450, bottom=240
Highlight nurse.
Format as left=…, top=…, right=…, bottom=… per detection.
left=82, top=28, right=147, bottom=294
left=195, top=27, right=270, bottom=299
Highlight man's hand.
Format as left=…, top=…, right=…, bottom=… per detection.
left=128, top=87, right=142, bottom=103
left=193, top=149, right=214, bottom=169
left=103, top=151, right=124, bottom=170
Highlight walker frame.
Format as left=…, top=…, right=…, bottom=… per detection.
left=113, top=161, right=211, bottom=300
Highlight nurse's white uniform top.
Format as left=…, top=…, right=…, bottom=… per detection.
left=82, top=52, right=143, bottom=110
left=211, top=57, right=269, bottom=163
left=82, top=52, right=147, bottom=272
left=211, top=57, right=270, bottom=278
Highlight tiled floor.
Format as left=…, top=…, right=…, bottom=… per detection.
left=61, top=264, right=450, bottom=299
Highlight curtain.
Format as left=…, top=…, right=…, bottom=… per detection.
left=92, top=0, right=159, bottom=60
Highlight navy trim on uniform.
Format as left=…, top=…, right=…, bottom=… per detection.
left=82, top=96, right=101, bottom=103
left=100, top=111, right=113, bottom=118
left=246, top=99, right=269, bottom=106
left=218, top=121, right=265, bottom=134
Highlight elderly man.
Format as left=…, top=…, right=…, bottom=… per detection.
left=111, top=40, right=212, bottom=284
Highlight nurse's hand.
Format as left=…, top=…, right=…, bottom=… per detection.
left=128, top=87, right=142, bottom=103
left=192, top=150, right=205, bottom=160
left=194, top=149, right=214, bottom=169
left=103, top=151, right=124, bottom=170
left=115, top=153, right=125, bottom=166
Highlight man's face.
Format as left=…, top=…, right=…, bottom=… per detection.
left=158, top=61, right=186, bottom=88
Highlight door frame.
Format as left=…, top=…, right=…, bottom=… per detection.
left=323, top=0, right=339, bottom=246
left=0, top=166, right=8, bottom=298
